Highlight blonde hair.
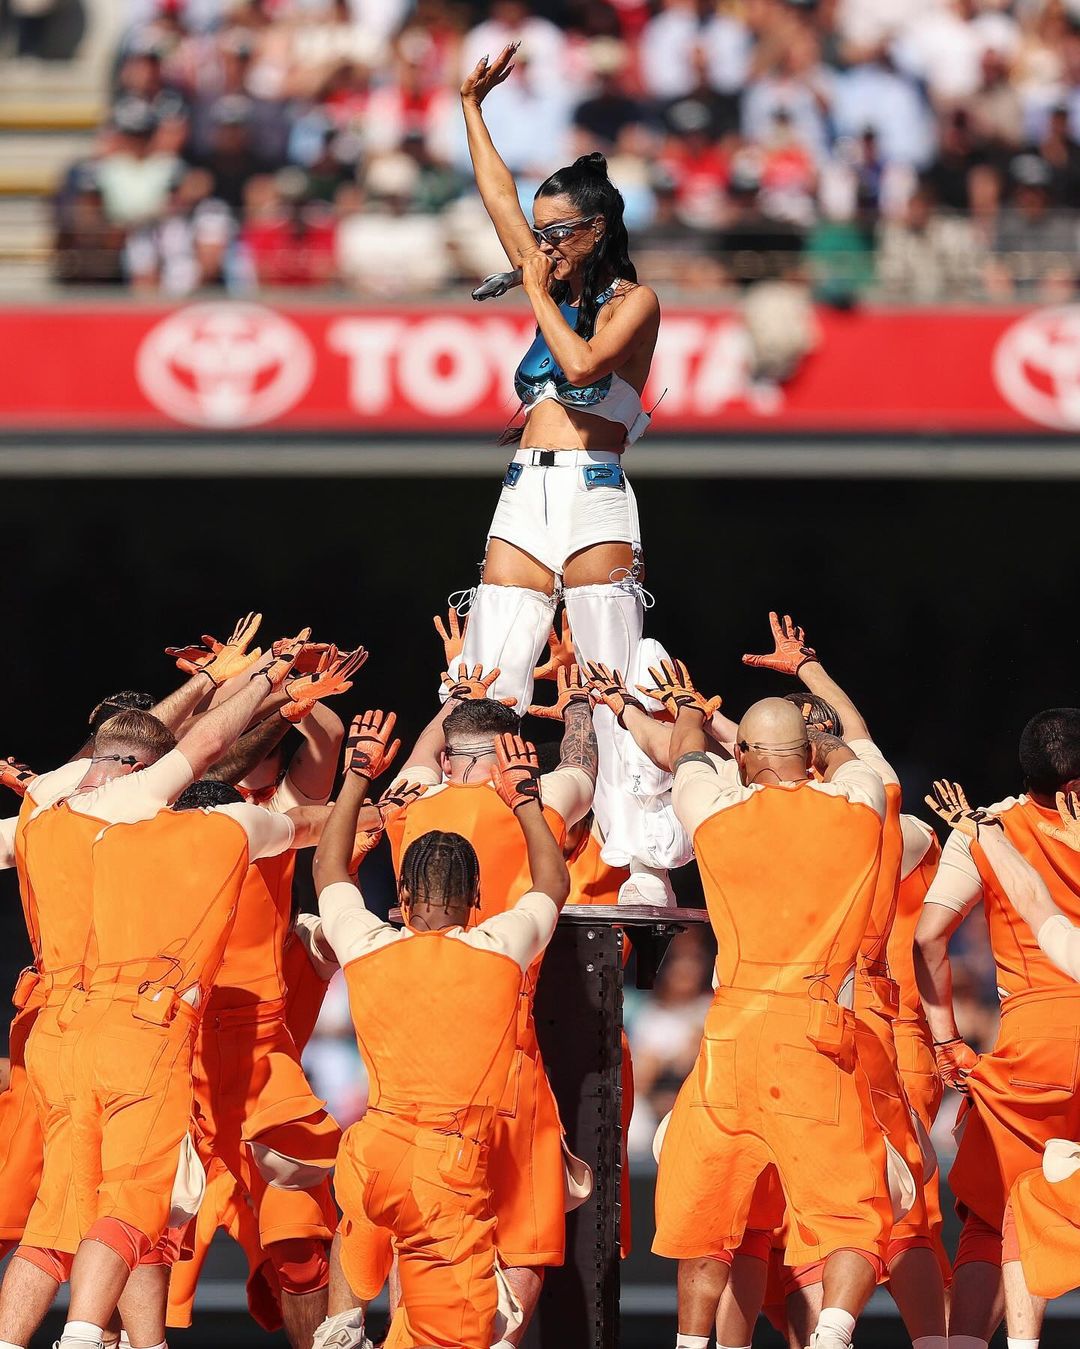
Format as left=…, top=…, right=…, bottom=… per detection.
left=93, top=710, right=176, bottom=765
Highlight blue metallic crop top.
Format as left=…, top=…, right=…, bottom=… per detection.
left=513, top=282, right=651, bottom=445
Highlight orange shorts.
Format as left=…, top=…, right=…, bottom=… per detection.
left=950, top=990, right=1080, bottom=1233
left=67, top=997, right=201, bottom=1248
left=336, top=1115, right=498, bottom=1349
left=487, top=1035, right=566, bottom=1268
left=892, top=1017, right=949, bottom=1276
left=653, top=992, right=892, bottom=1269
left=0, top=996, right=45, bottom=1241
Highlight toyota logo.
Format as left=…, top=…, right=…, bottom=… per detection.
left=136, top=303, right=315, bottom=429
left=993, top=306, right=1080, bottom=431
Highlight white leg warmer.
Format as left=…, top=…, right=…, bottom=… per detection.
left=448, top=582, right=556, bottom=715
left=563, top=586, right=692, bottom=876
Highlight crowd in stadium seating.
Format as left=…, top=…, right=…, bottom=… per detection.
left=51, top=0, right=1080, bottom=298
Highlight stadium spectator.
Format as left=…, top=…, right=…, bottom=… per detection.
left=335, top=153, right=451, bottom=295
left=239, top=170, right=337, bottom=287
left=985, top=151, right=1079, bottom=299
left=53, top=165, right=127, bottom=287
left=876, top=181, right=983, bottom=301
left=125, top=167, right=234, bottom=293
left=571, top=39, right=642, bottom=150
left=95, top=98, right=181, bottom=227
left=185, top=94, right=276, bottom=214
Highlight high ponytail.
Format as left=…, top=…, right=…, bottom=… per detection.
left=535, top=152, right=637, bottom=341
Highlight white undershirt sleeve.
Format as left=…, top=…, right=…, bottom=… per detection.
left=539, top=766, right=594, bottom=829
left=814, top=757, right=888, bottom=820
left=672, top=754, right=747, bottom=836
left=847, top=737, right=901, bottom=789
left=71, top=748, right=195, bottom=825
left=0, top=816, right=16, bottom=871
left=460, top=891, right=559, bottom=971
left=923, top=829, right=983, bottom=916
left=318, top=879, right=401, bottom=965
left=214, top=802, right=295, bottom=860
left=1037, top=914, right=1080, bottom=983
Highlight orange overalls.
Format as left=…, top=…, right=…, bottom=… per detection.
left=950, top=798, right=1080, bottom=1265
left=166, top=854, right=339, bottom=1329
left=653, top=780, right=891, bottom=1271
left=335, top=929, right=523, bottom=1349
left=64, top=809, right=255, bottom=1266
left=387, top=784, right=570, bottom=1269
left=0, top=791, right=48, bottom=1254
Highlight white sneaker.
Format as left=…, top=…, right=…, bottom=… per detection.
left=55, top=1341, right=104, bottom=1349
left=617, top=866, right=675, bottom=907
left=311, top=1307, right=371, bottom=1349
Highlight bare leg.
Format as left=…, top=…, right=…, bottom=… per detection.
left=888, top=1247, right=947, bottom=1341
left=715, top=1253, right=766, bottom=1347
left=1003, top=1259, right=1046, bottom=1343
left=810, top=1250, right=877, bottom=1348
left=678, top=1257, right=730, bottom=1338
left=788, top=1281, right=823, bottom=1348
left=66, top=1240, right=132, bottom=1330
left=482, top=540, right=556, bottom=594
left=0, top=1252, right=60, bottom=1344
left=327, top=1233, right=366, bottom=1318
left=950, top=1262, right=1002, bottom=1341
left=116, top=1264, right=169, bottom=1348
left=281, top=1288, right=330, bottom=1349
left=500, top=1266, right=543, bottom=1345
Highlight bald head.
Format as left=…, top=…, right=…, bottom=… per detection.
left=735, top=698, right=811, bottom=785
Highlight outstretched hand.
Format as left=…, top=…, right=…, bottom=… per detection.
left=742, top=612, right=817, bottom=677
left=434, top=608, right=468, bottom=668
left=441, top=663, right=515, bottom=705
left=527, top=664, right=591, bottom=721
left=492, top=732, right=541, bottom=813
left=460, top=42, right=518, bottom=106
left=1038, top=790, right=1080, bottom=852
left=166, top=610, right=264, bottom=682
left=376, top=779, right=427, bottom=826
left=0, top=757, right=34, bottom=797
left=637, top=658, right=721, bottom=720
left=534, top=612, right=575, bottom=682
left=585, top=662, right=644, bottom=723
left=345, top=710, right=401, bottom=782
left=924, top=780, right=1003, bottom=841
left=287, top=646, right=367, bottom=704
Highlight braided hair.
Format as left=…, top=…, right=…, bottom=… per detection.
left=536, top=151, right=637, bottom=341
left=174, top=780, right=244, bottom=811
left=399, top=830, right=481, bottom=912
left=783, top=691, right=845, bottom=739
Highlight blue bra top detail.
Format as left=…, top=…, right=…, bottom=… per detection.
left=513, top=282, right=651, bottom=444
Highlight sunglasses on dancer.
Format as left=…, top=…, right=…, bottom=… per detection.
left=532, top=216, right=599, bottom=246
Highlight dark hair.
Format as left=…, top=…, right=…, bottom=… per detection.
left=444, top=699, right=520, bottom=746
left=174, top=780, right=245, bottom=811
left=783, top=691, right=845, bottom=739
left=94, top=711, right=176, bottom=764
left=88, top=690, right=155, bottom=733
left=1019, top=708, right=1080, bottom=797
left=535, top=152, right=637, bottom=341
left=400, top=830, right=480, bottom=909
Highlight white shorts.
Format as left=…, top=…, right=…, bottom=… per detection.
left=486, top=448, right=641, bottom=576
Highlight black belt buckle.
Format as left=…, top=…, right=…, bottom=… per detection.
left=536, top=450, right=555, bottom=467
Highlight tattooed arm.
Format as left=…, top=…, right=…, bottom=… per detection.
left=559, top=700, right=598, bottom=785
left=538, top=699, right=598, bottom=830
left=807, top=729, right=857, bottom=781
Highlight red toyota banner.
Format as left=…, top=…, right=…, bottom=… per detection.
left=2, top=301, right=1078, bottom=434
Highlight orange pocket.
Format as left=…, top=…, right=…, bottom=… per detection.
left=697, top=1037, right=737, bottom=1110
left=775, top=1046, right=842, bottom=1125
left=1007, top=1035, right=1080, bottom=1094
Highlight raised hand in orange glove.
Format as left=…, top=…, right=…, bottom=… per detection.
left=345, top=710, right=401, bottom=782
left=585, top=662, right=645, bottom=725
left=924, top=779, right=1003, bottom=841
left=491, top=733, right=541, bottom=813
left=526, top=664, right=591, bottom=721
left=0, top=757, right=34, bottom=797
left=273, top=637, right=338, bottom=675
left=637, top=659, right=721, bottom=719
left=167, top=611, right=264, bottom=683
left=257, top=631, right=305, bottom=690
left=440, top=663, right=515, bottom=705
left=287, top=645, right=367, bottom=705
left=1038, top=790, right=1080, bottom=852
left=434, top=608, right=468, bottom=668
left=933, top=1037, right=979, bottom=1094
left=741, top=611, right=818, bottom=677
left=376, top=779, right=427, bottom=826
left=533, top=613, right=575, bottom=682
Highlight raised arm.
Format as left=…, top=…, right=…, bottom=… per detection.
left=637, top=659, right=721, bottom=768
left=460, top=44, right=540, bottom=268
left=528, top=666, right=598, bottom=784
left=742, top=612, right=871, bottom=741
left=491, top=734, right=570, bottom=909
left=405, top=664, right=511, bottom=777
left=284, top=703, right=346, bottom=804
left=312, top=710, right=400, bottom=893
left=587, top=662, right=674, bottom=770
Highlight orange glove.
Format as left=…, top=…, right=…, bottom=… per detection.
left=281, top=701, right=315, bottom=725
left=287, top=646, right=367, bottom=705
left=526, top=664, right=591, bottom=721
left=257, top=631, right=304, bottom=690
left=492, top=733, right=541, bottom=813
left=345, top=710, right=401, bottom=781
left=167, top=611, right=265, bottom=683
left=924, top=780, right=1003, bottom=841
left=585, top=662, right=645, bottom=724
left=351, top=822, right=386, bottom=867
left=434, top=608, right=468, bottom=668
left=934, top=1037, right=979, bottom=1094
left=533, top=613, right=575, bottom=682
left=636, top=659, right=721, bottom=719
left=1038, top=790, right=1080, bottom=852
left=273, top=638, right=338, bottom=675
left=440, top=663, right=514, bottom=705
left=376, top=779, right=427, bottom=826
left=741, top=612, right=817, bottom=677
left=0, top=757, right=34, bottom=798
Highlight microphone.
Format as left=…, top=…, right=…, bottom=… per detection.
left=471, top=268, right=523, bottom=301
